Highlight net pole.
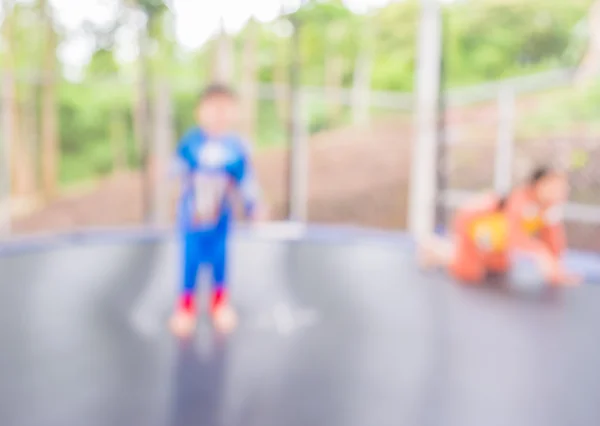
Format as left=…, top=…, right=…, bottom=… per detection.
left=152, top=79, right=172, bottom=226
left=494, top=86, right=515, bottom=194
left=139, top=22, right=152, bottom=224
left=0, top=72, right=12, bottom=237
left=287, top=0, right=308, bottom=222
left=409, top=0, right=442, bottom=239
left=434, top=7, right=447, bottom=231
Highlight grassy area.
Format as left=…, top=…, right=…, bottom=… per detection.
left=58, top=92, right=409, bottom=186
left=57, top=78, right=600, bottom=189
left=518, top=81, right=600, bottom=137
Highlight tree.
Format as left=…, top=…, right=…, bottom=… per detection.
left=1, top=0, right=15, bottom=230
left=212, top=17, right=234, bottom=84
left=128, top=0, right=169, bottom=157
left=273, top=3, right=291, bottom=124
left=352, top=12, right=375, bottom=125
left=575, top=0, right=600, bottom=83
left=85, top=17, right=127, bottom=173
left=240, top=18, right=259, bottom=141
left=2, top=1, right=36, bottom=199
left=324, top=20, right=347, bottom=123
left=131, top=0, right=174, bottom=222
left=39, top=0, right=59, bottom=199
left=293, top=0, right=358, bottom=126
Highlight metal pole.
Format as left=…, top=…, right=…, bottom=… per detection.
left=494, top=86, right=515, bottom=194
left=287, top=1, right=308, bottom=221
left=139, top=22, right=152, bottom=224
left=409, top=0, right=442, bottom=239
left=351, top=14, right=373, bottom=126
left=152, top=79, right=172, bottom=225
left=0, top=72, right=13, bottom=237
left=289, top=92, right=308, bottom=221
left=434, top=8, right=447, bottom=230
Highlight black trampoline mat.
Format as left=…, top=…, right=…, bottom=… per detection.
left=1, top=233, right=600, bottom=426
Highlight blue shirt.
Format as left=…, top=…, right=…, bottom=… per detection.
left=174, top=127, right=259, bottom=233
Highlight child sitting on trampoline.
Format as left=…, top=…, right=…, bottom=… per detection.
left=169, top=83, right=267, bottom=337
left=418, top=166, right=580, bottom=288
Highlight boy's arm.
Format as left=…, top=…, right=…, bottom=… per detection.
left=539, top=207, right=567, bottom=258
left=505, top=192, right=552, bottom=255
left=505, top=193, right=566, bottom=281
left=539, top=209, right=580, bottom=284
left=235, top=143, right=265, bottom=220
left=240, top=159, right=262, bottom=219
left=167, top=139, right=193, bottom=208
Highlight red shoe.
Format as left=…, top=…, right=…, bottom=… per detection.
left=211, top=289, right=238, bottom=333
left=169, top=293, right=197, bottom=338
left=169, top=309, right=196, bottom=338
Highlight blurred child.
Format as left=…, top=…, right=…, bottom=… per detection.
left=169, top=84, right=266, bottom=337
left=418, top=167, right=580, bottom=287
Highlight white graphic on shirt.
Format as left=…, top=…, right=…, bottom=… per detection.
left=190, top=142, right=233, bottom=225
left=193, top=173, right=229, bottom=224
left=198, top=142, right=229, bottom=169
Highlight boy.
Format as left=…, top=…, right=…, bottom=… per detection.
left=418, top=167, right=580, bottom=287
left=169, top=84, right=266, bottom=337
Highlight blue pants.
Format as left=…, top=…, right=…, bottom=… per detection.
left=181, top=228, right=228, bottom=295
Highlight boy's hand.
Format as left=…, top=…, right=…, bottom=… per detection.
left=536, top=253, right=557, bottom=279
left=250, top=204, right=270, bottom=222
left=554, top=269, right=583, bottom=287
left=540, top=256, right=582, bottom=287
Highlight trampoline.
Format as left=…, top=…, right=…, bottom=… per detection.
left=1, top=223, right=600, bottom=426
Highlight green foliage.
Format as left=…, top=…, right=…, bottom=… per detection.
left=58, top=81, right=136, bottom=183
left=3, top=0, right=595, bottom=186
left=256, top=101, right=286, bottom=148
left=521, top=80, right=600, bottom=135
left=445, top=0, right=591, bottom=85
left=87, top=49, right=119, bottom=76
left=136, top=0, right=169, bottom=19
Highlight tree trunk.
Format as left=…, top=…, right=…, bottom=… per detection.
left=110, top=110, right=128, bottom=172
left=352, top=17, right=374, bottom=125
left=324, top=25, right=345, bottom=125
left=12, top=95, right=36, bottom=197
left=351, top=51, right=372, bottom=125
left=4, top=2, right=36, bottom=199
left=1, top=70, right=14, bottom=234
left=150, top=80, right=173, bottom=225
left=575, top=0, right=600, bottom=84
left=274, top=3, right=290, bottom=123
left=1, top=2, right=15, bottom=213
left=40, top=0, right=59, bottom=199
left=240, top=18, right=258, bottom=142
left=133, top=28, right=149, bottom=162
left=211, top=17, right=234, bottom=84
left=324, top=54, right=345, bottom=125
left=22, top=91, right=38, bottom=183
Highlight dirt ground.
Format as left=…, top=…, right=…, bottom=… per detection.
left=12, top=117, right=412, bottom=233
left=11, top=104, right=600, bottom=252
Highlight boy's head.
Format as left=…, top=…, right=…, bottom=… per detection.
left=196, top=83, right=239, bottom=137
left=529, top=166, right=569, bottom=207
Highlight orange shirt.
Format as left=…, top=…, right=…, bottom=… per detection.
left=468, top=213, right=509, bottom=252
left=504, top=187, right=565, bottom=258
left=455, top=188, right=565, bottom=257
left=454, top=193, right=507, bottom=252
